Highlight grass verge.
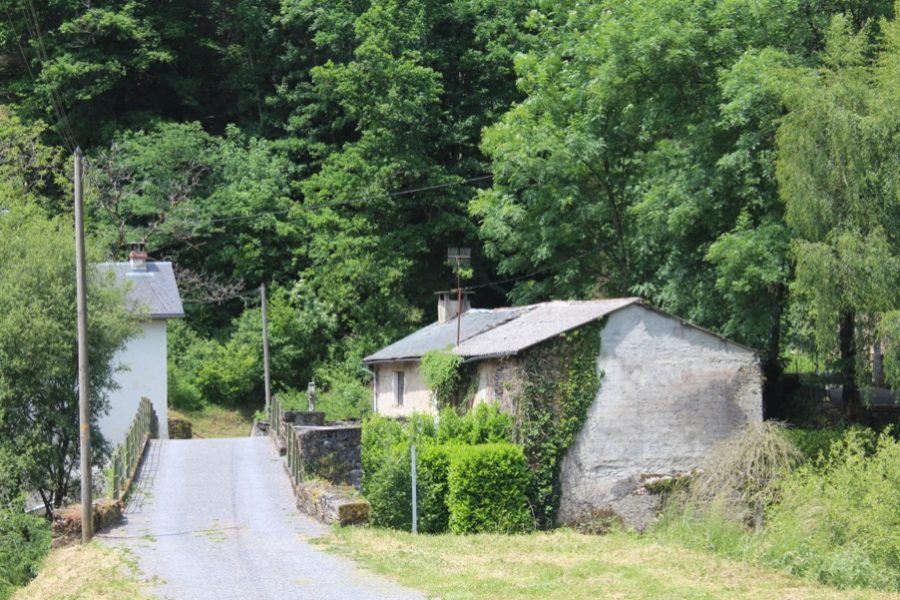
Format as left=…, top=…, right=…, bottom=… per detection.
left=318, top=527, right=900, bottom=600
left=12, top=543, right=151, bottom=600
left=169, top=404, right=255, bottom=438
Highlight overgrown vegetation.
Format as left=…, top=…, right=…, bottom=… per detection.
left=0, top=509, right=51, bottom=599
left=657, top=426, right=900, bottom=592
left=419, top=350, right=465, bottom=409
left=515, top=322, right=603, bottom=528
left=685, top=422, right=803, bottom=531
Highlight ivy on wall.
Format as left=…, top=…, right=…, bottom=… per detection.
left=515, top=319, right=604, bottom=528
left=420, top=348, right=478, bottom=411
left=418, top=320, right=604, bottom=529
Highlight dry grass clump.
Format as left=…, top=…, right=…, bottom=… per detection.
left=686, top=421, right=803, bottom=530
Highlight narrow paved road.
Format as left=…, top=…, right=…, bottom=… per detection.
left=100, top=438, right=424, bottom=600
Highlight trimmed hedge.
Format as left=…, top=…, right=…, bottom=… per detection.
left=362, top=411, right=531, bottom=534
left=0, top=509, right=51, bottom=599
left=361, top=414, right=404, bottom=494
left=366, top=443, right=412, bottom=530
left=417, top=443, right=452, bottom=533
left=447, top=443, right=533, bottom=534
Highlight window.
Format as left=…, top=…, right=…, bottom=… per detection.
left=393, top=371, right=405, bottom=406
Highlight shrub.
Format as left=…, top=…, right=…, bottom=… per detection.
left=447, top=443, right=533, bottom=534
left=437, top=404, right=512, bottom=445
left=656, top=427, right=900, bottom=592
left=757, top=430, right=900, bottom=590
left=687, top=421, right=802, bottom=530
left=311, top=365, right=372, bottom=422
left=0, top=509, right=51, bottom=599
left=366, top=443, right=412, bottom=530
left=416, top=442, right=452, bottom=534
left=360, top=414, right=405, bottom=494
left=785, top=425, right=875, bottom=463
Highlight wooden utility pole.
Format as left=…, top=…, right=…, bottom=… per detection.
left=455, top=260, right=462, bottom=347
left=74, top=147, right=93, bottom=543
left=261, top=283, right=272, bottom=413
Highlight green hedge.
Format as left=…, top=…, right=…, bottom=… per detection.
left=0, top=509, right=51, bottom=599
left=366, top=443, right=412, bottom=530
left=417, top=443, right=452, bottom=534
left=361, top=414, right=405, bottom=494
left=447, top=443, right=533, bottom=534
left=362, top=410, right=530, bottom=534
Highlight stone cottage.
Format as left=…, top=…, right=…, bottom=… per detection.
left=362, top=294, right=762, bottom=527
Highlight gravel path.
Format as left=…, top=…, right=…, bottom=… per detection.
left=100, top=438, right=424, bottom=600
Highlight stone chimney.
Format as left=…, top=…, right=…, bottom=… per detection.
left=129, top=241, right=148, bottom=271
left=437, top=290, right=472, bottom=323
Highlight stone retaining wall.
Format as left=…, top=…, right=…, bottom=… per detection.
left=293, top=424, right=362, bottom=487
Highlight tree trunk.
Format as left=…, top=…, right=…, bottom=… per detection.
left=839, top=311, right=861, bottom=420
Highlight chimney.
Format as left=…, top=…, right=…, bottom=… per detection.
left=129, top=241, right=148, bottom=271
left=437, top=290, right=472, bottom=323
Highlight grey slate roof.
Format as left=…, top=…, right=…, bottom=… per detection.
left=97, top=261, right=185, bottom=319
left=363, top=307, right=527, bottom=363
left=363, top=298, right=641, bottom=364
left=455, top=298, right=639, bottom=359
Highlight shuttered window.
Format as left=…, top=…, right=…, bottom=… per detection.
left=393, top=371, right=405, bottom=406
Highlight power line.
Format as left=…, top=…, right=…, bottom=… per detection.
left=19, top=0, right=78, bottom=150
left=2, top=8, right=74, bottom=152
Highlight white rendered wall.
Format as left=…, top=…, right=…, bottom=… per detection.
left=557, top=304, right=762, bottom=525
left=374, top=362, right=434, bottom=417
left=98, top=320, right=170, bottom=448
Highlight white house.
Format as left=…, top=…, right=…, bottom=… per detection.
left=97, top=246, right=184, bottom=446
left=363, top=294, right=762, bottom=527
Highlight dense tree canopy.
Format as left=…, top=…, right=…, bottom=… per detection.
left=0, top=0, right=899, bottom=426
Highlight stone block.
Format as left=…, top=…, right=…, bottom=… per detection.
left=295, top=480, right=369, bottom=526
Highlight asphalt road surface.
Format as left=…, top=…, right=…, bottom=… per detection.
left=100, top=438, right=424, bottom=600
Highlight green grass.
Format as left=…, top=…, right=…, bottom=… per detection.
left=12, top=543, right=152, bottom=600
left=318, top=527, right=900, bottom=600
left=168, top=404, right=255, bottom=438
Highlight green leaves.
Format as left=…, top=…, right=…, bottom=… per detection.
left=0, top=197, right=136, bottom=511
left=776, top=13, right=900, bottom=388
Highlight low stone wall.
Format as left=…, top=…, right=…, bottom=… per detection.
left=283, top=411, right=325, bottom=426
left=168, top=418, right=193, bottom=439
left=294, top=480, right=369, bottom=526
left=293, top=424, right=363, bottom=488
left=52, top=498, right=124, bottom=547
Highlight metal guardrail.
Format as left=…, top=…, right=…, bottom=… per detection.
left=109, top=397, right=158, bottom=500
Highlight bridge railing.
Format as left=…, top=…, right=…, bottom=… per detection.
left=108, top=397, right=159, bottom=500
left=270, top=394, right=283, bottom=440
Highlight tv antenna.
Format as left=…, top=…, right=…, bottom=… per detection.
left=447, top=247, right=471, bottom=346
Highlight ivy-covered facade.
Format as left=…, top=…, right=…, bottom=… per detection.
left=363, top=297, right=762, bottom=528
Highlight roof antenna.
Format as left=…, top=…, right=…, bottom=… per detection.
left=447, top=247, right=471, bottom=346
